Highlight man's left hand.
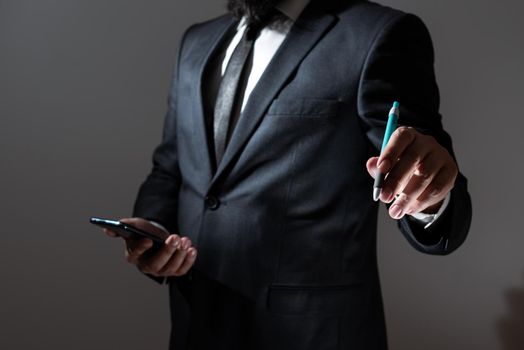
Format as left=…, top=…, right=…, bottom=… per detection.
left=366, top=127, right=458, bottom=219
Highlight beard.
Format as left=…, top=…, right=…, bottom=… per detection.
left=227, top=0, right=281, bottom=26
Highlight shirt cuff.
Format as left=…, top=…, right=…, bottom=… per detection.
left=408, top=193, right=451, bottom=229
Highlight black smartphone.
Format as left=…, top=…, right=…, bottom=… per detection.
left=89, top=217, right=166, bottom=248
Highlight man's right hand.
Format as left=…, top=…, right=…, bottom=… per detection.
left=103, top=217, right=197, bottom=278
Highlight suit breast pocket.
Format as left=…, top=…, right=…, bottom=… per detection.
left=266, top=98, right=341, bottom=118
left=248, top=97, right=344, bottom=168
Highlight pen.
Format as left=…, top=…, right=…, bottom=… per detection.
left=373, top=101, right=400, bottom=201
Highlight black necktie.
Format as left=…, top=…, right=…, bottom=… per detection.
left=212, top=17, right=271, bottom=167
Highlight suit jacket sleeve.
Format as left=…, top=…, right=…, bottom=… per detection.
left=357, top=13, right=472, bottom=255
left=130, top=26, right=197, bottom=285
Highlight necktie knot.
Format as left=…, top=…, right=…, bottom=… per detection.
left=245, top=9, right=279, bottom=40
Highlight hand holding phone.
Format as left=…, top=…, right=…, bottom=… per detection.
left=91, top=217, right=197, bottom=277
left=91, top=216, right=167, bottom=244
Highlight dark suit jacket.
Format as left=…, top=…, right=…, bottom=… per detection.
left=133, top=0, right=472, bottom=349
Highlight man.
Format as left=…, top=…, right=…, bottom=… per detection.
left=104, top=0, right=472, bottom=348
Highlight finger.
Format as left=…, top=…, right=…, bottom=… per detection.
left=393, top=154, right=443, bottom=215
left=139, top=235, right=181, bottom=273
left=180, top=237, right=192, bottom=251
left=125, top=238, right=153, bottom=265
left=417, top=165, right=458, bottom=205
left=158, top=247, right=189, bottom=276
left=173, top=248, right=198, bottom=276
left=366, top=157, right=379, bottom=179
left=377, top=127, right=417, bottom=174
left=158, top=237, right=193, bottom=276
left=389, top=192, right=410, bottom=219
left=380, top=139, right=432, bottom=202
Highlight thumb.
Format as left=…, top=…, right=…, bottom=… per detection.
left=366, top=157, right=379, bottom=179
left=120, top=217, right=168, bottom=239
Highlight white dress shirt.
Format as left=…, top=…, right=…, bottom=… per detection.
left=222, top=0, right=308, bottom=112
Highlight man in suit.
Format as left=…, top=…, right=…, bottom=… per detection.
left=104, top=0, right=472, bottom=348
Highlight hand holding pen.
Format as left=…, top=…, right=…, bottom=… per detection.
left=366, top=101, right=458, bottom=219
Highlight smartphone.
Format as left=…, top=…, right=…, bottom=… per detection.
left=90, top=217, right=166, bottom=248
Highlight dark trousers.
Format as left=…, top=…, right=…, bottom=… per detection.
left=171, top=271, right=255, bottom=350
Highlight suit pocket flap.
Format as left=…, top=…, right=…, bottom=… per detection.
left=267, top=282, right=364, bottom=316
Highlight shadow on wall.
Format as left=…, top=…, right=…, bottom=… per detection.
left=497, top=272, right=524, bottom=349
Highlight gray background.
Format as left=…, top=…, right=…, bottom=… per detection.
left=1, top=0, right=522, bottom=349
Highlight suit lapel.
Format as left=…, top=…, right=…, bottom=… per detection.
left=209, top=5, right=337, bottom=189
left=191, top=15, right=237, bottom=182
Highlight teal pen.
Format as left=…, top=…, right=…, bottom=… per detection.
left=373, top=101, right=400, bottom=201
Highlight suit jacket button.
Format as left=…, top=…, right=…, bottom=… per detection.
left=205, top=195, right=220, bottom=210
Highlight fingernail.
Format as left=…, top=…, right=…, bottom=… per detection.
left=170, top=238, right=179, bottom=248
left=189, top=250, right=196, bottom=257
left=390, top=204, right=403, bottom=219
left=381, top=188, right=392, bottom=202
left=431, top=189, right=440, bottom=197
